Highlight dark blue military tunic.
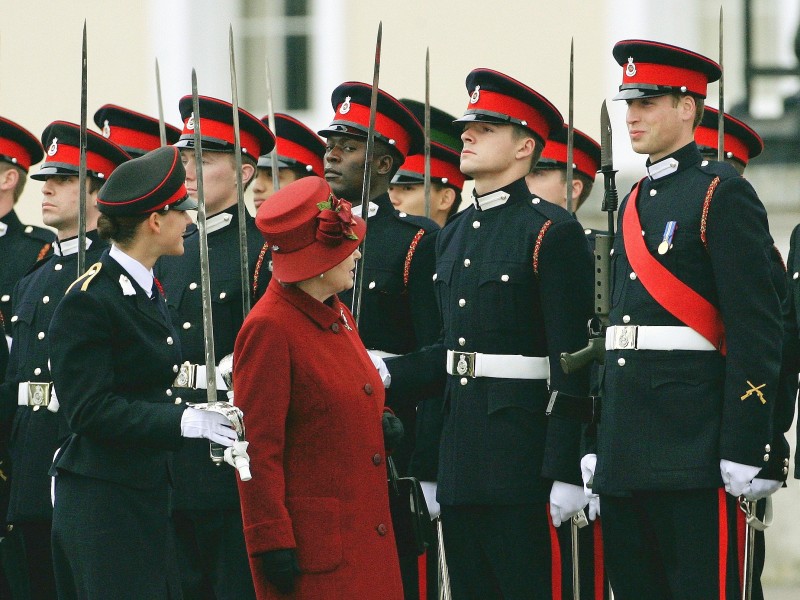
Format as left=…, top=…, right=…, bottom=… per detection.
left=0, top=210, right=53, bottom=327
left=2, top=231, right=107, bottom=523
left=595, top=143, right=782, bottom=495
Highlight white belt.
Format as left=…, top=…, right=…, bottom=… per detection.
left=18, top=381, right=59, bottom=412
left=446, top=350, right=550, bottom=380
left=173, top=362, right=228, bottom=391
left=605, top=325, right=716, bottom=351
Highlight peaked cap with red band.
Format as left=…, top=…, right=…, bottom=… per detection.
left=536, top=124, right=601, bottom=181
left=399, top=99, right=463, bottom=153
left=455, top=68, right=563, bottom=144
left=258, top=113, right=325, bottom=177
left=0, top=116, right=44, bottom=172
left=392, top=142, right=466, bottom=191
left=97, top=146, right=196, bottom=215
left=32, top=121, right=131, bottom=181
left=94, top=104, right=181, bottom=158
left=695, top=107, right=763, bottom=167
left=176, top=95, right=276, bottom=162
left=612, top=39, right=721, bottom=101
left=256, top=176, right=366, bottom=283
left=318, top=82, right=424, bottom=158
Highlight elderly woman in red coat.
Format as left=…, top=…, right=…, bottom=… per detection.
left=233, top=176, right=403, bottom=599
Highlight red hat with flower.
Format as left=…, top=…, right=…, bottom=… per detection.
left=256, top=176, right=365, bottom=283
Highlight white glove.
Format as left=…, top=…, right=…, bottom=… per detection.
left=580, top=453, right=597, bottom=497
left=744, top=478, right=782, bottom=501
left=549, top=481, right=589, bottom=527
left=180, top=408, right=237, bottom=446
left=720, top=459, right=761, bottom=497
left=367, top=351, right=391, bottom=388
left=223, top=440, right=252, bottom=482
left=587, top=496, right=601, bottom=521
left=47, top=385, right=60, bottom=413
left=420, top=481, right=440, bottom=520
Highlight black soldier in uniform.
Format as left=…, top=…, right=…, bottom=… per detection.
left=585, top=40, right=782, bottom=599
left=0, top=117, right=53, bottom=332
left=526, top=124, right=610, bottom=600
left=1, top=121, right=129, bottom=599
left=383, top=68, right=594, bottom=599
left=318, top=82, right=440, bottom=599
left=155, top=95, right=274, bottom=600
left=48, top=145, right=239, bottom=600
left=94, top=103, right=181, bottom=158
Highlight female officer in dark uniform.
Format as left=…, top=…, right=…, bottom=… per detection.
left=48, top=146, right=240, bottom=599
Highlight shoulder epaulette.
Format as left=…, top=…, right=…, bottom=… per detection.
left=525, top=194, right=573, bottom=224
left=393, top=210, right=439, bottom=233
left=23, top=224, right=56, bottom=245
left=66, top=262, right=103, bottom=294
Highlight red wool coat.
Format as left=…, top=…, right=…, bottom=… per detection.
left=234, top=279, right=403, bottom=600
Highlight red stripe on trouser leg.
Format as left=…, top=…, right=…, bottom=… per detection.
left=736, top=499, right=746, bottom=592
left=594, top=518, right=604, bottom=600
left=418, top=550, right=426, bottom=599
left=718, top=488, right=728, bottom=600
left=547, top=504, right=562, bottom=599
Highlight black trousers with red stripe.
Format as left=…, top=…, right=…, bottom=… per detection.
left=555, top=518, right=610, bottom=600
left=601, top=488, right=744, bottom=600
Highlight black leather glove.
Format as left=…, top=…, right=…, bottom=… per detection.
left=382, top=410, right=404, bottom=453
left=259, top=548, right=300, bottom=594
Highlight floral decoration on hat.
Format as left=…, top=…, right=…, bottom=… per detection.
left=316, top=195, right=359, bottom=245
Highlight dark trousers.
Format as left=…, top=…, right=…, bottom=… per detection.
left=556, top=517, right=609, bottom=600
left=17, top=521, right=56, bottom=599
left=172, top=508, right=255, bottom=600
left=440, top=504, right=554, bottom=600
left=602, top=488, right=741, bottom=600
left=1, top=526, right=30, bottom=599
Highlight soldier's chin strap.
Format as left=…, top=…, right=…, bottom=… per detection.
left=739, top=495, right=773, bottom=532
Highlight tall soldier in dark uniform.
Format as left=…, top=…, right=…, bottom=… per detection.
left=155, top=95, right=274, bottom=600
left=93, top=103, right=182, bottom=157
left=318, top=82, right=440, bottom=599
left=526, top=124, right=610, bottom=600
left=0, top=117, right=53, bottom=334
left=1, top=121, right=130, bottom=599
left=381, top=68, right=594, bottom=599
left=0, top=115, right=51, bottom=599
left=584, top=40, right=782, bottom=599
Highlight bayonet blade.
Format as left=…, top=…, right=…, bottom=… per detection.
left=264, top=55, right=280, bottom=193
left=600, top=100, right=613, bottom=170
left=229, top=26, right=251, bottom=316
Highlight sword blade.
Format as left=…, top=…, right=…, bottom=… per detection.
left=351, top=21, right=382, bottom=326
left=718, top=6, right=725, bottom=162
left=156, top=58, right=167, bottom=147
left=264, top=55, right=280, bottom=193
left=229, top=26, right=251, bottom=316
left=571, top=517, right=581, bottom=600
left=424, top=47, right=431, bottom=220
left=192, top=69, right=218, bottom=403
left=566, top=38, right=575, bottom=215
left=78, top=21, right=88, bottom=276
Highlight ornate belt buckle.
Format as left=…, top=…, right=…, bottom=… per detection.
left=455, top=352, right=476, bottom=377
left=174, top=362, right=197, bottom=389
left=28, top=382, right=50, bottom=409
left=613, top=325, right=638, bottom=350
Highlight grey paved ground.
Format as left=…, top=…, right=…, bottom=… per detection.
left=763, top=585, right=798, bottom=599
